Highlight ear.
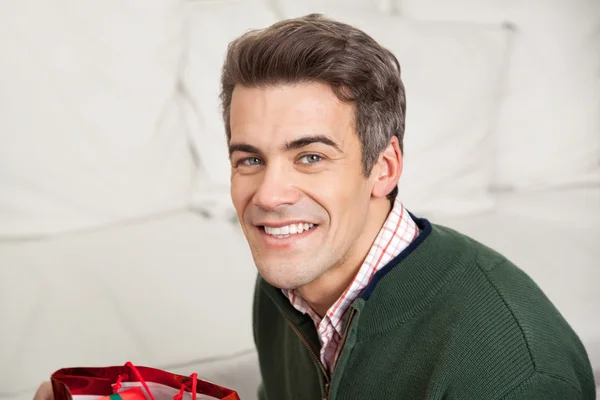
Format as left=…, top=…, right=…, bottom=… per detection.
left=370, top=136, right=402, bottom=199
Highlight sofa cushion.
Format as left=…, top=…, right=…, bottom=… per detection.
left=0, top=0, right=195, bottom=237
left=394, top=0, right=600, bottom=191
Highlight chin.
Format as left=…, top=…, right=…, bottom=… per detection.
left=258, top=270, right=304, bottom=290
left=256, top=262, right=319, bottom=290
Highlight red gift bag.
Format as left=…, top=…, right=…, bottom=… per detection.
left=51, top=362, right=240, bottom=400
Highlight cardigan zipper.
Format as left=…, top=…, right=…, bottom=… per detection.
left=337, top=307, right=357, bottom=357
left=284, top=316, right=331, bottom=399
left=284, top=307, right=357, bottom=400
left=326, top=307, right=358, bottom=399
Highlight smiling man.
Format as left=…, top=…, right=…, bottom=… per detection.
left=227, top=81, right=402, bottom=316
left=221, top=14, right=595, bottom=400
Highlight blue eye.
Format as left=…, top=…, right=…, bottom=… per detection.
left=298, top=154, right=322, bottom=164
left=241, top=157, right=263, bottom=166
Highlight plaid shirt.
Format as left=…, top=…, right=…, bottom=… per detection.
left=282, top=198, right=419, bottom=373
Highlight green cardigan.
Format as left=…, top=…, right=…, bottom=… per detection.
left=252, top=217, right=596, bottom=399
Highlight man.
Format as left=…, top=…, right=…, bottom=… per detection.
left=34, top=13, right=595, bottom=400
left=222, top=14, right=595, bottom=399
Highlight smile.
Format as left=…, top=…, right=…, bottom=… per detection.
left=263, top=223, right=317, bottom=238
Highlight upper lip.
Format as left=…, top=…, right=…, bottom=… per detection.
left=255, top=221, right=317, bottom=228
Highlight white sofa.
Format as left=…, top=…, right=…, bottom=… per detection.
left=0, top=1, right=598, bottom=399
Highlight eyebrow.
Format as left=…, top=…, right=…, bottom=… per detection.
left=228, top=143, right=262, bottom=158
left=283, top=135, right=342, bottom=152
left=228, top=135, right=342, bottom=158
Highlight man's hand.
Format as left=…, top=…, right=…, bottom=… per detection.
left=33, top=381, right=53, bottom=400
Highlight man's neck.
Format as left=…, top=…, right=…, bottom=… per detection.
left=297, top=197, right=393, bottom=317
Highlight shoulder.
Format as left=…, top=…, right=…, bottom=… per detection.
left=398, top=220, right=594, bottom=396
left=428, top=224, right=595, bottom=396
left=498, top=371, right=593, bottom=399
left=473, top=253, right=594, bottom=391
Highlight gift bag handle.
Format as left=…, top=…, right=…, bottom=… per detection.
left=174, top=373, right=197, bottom=400
left=117, top=362, right=156, bottom=400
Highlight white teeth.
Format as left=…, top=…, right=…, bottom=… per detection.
left=264, top=223, right=316, bottom=237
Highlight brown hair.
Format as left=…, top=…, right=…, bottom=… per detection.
left=220, top=13, right=406, bottom=201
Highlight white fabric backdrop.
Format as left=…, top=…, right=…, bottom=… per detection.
left=394, top=0, right=600, bottom=191
left=0, top=0, right=196, bottom=237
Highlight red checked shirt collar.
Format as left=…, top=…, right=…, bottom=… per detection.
left=282, top=198, right=419, bottom=373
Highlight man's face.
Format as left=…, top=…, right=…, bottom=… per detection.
left=229, top=82, right=379, bottom=290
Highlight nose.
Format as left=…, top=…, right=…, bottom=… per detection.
left=252, top=163, right=300, bottom=211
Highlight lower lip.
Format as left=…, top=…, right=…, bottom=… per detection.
left=258, top=225, right=318, bottom=248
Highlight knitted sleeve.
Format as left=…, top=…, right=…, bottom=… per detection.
left=500, top=372, right=592, bottom=399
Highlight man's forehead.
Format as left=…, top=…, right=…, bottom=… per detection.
left=231, top=83, right=352, bottom=119
left=230, top=84, right=354, bottom=144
